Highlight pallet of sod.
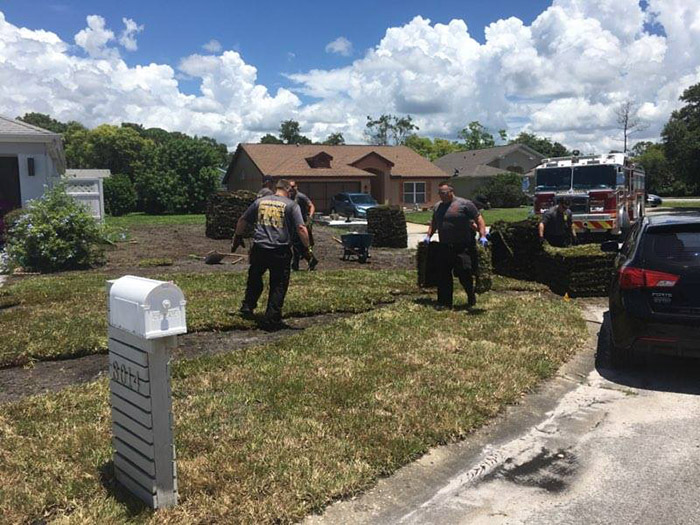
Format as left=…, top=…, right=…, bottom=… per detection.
left=205, top=190, right=257, bottom=239
left=541, top=243, right=616, bottom=297
left=368, top=206, right=408, bottom=248
left=490, top=218, right=541, bottom=281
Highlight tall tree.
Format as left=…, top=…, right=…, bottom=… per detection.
left=404, top=134, right=462, bottom=161
left=260, top=133, right=283, bottom=144
left=615, top=101, right=648, bottom=153
left=366, top=114, right=418, bottom=145
left=662, top=83, right=700, bottom=193
left=279, top=119, right=311, bottom=144
left=510, top=132, right=570, bottom=157
left=365, top=114, right=393, bottom=145
left=17, top=112, right=68, bottom=133
left=322, top=132, right=345, bottom=145
left=458, top=121, right=496, bottom=150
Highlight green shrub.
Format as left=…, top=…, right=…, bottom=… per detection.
left=483, top=173, right=528, bottom=208
left=1, top=208, right=25, bottom=240
left=134, top=169, right=186, bottom=214
left=5, top=185, right=106, bottom=272
left=103, top=174, right=137, bottom=216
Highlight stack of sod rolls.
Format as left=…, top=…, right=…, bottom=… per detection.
left=205, top=190, right=257, bottom=239
left=416, top=242, right=493, bottom=294
left=489, top=217, right=542, bottom=281
left=541, top=243, right=616, bottom=297
left=367, top=206, right=408, bottom=248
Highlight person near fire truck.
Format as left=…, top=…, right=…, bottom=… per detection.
left=288, top=180, right=318, bottom=271
left=538, top=197, right=576, bottom=247
left=232, top=179, right=311, bottom=330
left=424, top=182, right=488, bottom=309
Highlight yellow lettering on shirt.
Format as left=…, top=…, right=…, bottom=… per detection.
left=258, top=200, right=287, bottom=228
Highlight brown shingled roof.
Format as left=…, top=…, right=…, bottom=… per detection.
left=235, top=144, right=447, bottom=179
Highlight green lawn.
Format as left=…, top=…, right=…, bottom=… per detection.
left=406, top=206, right=532, bottom=225
left=0, top=270, right=416, bottom=368
left=660, top=200, right=700, bottom=208
left=0, top=288, right=586, bottom=524
left=105, top=213, right=206, bottom=228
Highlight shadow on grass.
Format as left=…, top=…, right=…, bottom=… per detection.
left=99, top=461, right=150, bottom=518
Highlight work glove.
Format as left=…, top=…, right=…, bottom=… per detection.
left=479, top=236, right=489, bottom=248
left=423, top=234, right=431, bottom=245
left=303, top=246, right=318, bottom=271
left=231, top=235, right=245, bottom=253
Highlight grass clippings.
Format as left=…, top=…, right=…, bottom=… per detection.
left=0, top=270, right=416, bottom=368
left=137, top=258, right=174, bottom=268
left=0, top=291, right=586, bottom=524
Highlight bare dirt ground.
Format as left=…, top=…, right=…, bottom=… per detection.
left=0, top=223, right=416, bottom=402
left=101, top=224, right=415, bottom=276
left=0, top=312, right=356, bottom=404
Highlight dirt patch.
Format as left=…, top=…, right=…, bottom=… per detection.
left=0, top=312, right=353, bottom=404
left=102, top=224, right=415, bottom=276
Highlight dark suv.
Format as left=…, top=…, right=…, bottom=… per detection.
left=330, top=192, right=378, bottom=218
left=601, top=214, right=700, bottom=367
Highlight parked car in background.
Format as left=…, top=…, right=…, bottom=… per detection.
left=600, top=214, right=700, bottom=368
left=330, top=192, right=378, bottom=218
left=646, top=194, right=663, bottom=207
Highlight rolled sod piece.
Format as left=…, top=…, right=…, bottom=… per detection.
left=475, top=244, right=493, bottom=294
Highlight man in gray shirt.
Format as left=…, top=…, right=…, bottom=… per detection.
left=257, top=176, right=275, bottom=198
left=233, top=179, right=310, bottom=329
left=426, top=182, right=488, bottom=309
left=289, top=180, right=318, bottom=271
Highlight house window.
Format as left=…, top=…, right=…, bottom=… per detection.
left=403, top=182, right=426, bottom=204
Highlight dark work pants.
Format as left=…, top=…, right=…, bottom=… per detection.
left=242, top=244, right=292, bottom=324
left=545, top=234, right=571, bottom=248
left=435, top=242, right=476, bottom=307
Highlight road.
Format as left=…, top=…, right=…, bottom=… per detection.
left=306, top=302, right=700, bottom=524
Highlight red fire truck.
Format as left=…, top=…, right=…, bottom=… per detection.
left=533, top=152, right=645, bottom=238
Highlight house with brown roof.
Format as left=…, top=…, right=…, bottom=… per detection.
left=434, top=144, right=545, bottom=197
left=223, top=144, right=449, bottom=212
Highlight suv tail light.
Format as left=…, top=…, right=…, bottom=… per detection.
left=619, top=267, right=680, bottom=290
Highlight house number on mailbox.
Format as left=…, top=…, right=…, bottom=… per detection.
left=111, top=360, right=142, bottom=392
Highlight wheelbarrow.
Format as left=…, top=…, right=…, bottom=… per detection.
left=339, top=233, right=373, bottom=263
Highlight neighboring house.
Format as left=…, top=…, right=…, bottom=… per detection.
left=434, top=144, right=545, bottom=197
left=0, top=115, right=65, bottom=218
left=223, top=144, right=449, bottom=211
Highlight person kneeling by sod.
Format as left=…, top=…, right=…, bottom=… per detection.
left=232, top=179, right=312, bottom=330
left=424, top=182, right=488, bottom=309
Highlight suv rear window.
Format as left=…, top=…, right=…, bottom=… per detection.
left=642, top=225, right=700, bottom=267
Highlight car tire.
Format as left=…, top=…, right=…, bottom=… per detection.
left=596, top=312, right=631, bottom=369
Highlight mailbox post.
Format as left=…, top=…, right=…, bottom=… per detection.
left=106, top=276, right=187, bottom=509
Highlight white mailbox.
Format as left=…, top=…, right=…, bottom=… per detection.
left=109, top=276, right=187, bottom=339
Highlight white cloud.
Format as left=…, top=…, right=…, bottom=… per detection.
left=202, top=39, right=222, bottom=53
left=325, top=36, right=353, bottom=56
left=118, top=18, right=144, bottom=51
left=3, top=2, right=700, bottom=152
left=74, top=14, right=116, bottom=58
left=0, top=12, right=299, bottom=145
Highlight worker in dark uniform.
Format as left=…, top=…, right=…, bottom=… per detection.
left=288, top=180, right=318, bottom=271
left=538, top=197, right=576, bottom=247
left=233, top=179, right=310, bottom=330
left=257, top=176, right=275, bottom=198
left=425, top=182, right=488, bottom=309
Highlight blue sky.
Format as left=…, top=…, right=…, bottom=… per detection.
left=2, top=0, right=551, bottom=94
left=0, top=0, right=699, bottom=152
